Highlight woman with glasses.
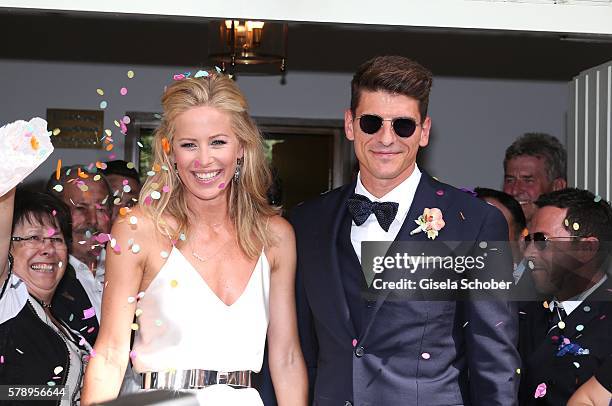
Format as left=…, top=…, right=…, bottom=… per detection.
left=0, top=190, right=90, bottom=405
left=0, top=118, right=88, bottom=405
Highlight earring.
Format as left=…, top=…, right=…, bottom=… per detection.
left=234, top=158, right=243, bottom=182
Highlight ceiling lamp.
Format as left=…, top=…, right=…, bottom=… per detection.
left=209, top=19, right=288, bottom=79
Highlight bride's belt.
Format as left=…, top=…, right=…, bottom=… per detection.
left=141, top=369, right=252, bottom=390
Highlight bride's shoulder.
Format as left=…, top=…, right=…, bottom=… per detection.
left=265, top=214, right=295, bottom=241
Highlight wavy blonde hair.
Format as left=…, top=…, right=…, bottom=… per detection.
left=139, top=73, right=279, bottom=259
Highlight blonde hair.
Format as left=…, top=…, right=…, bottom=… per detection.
left=139, top=73, right=279, bottom=258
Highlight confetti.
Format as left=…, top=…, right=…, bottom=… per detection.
left=122, top=115, right=131, bottom=124
left=96, top=88, right=104, bottom=96
left=127, top=296, right=136, bottom=304
left=137, top=141, right=144, bottom=148
left=436, top=190, right=444, bottom=196
left=120, top=121, right=128, bottom=135
left=572, top=222, right=580, bottom=231
left=52, top=184, right=63, bottom=192
left=459, top=211, right=465, bottom=220
left=421, top=352, right=431, bottom=360
left=162, top=185, right=170, bottom=193
left=558, top=321, right=566, bottom=329
left=47, top=381, right=56, bottom=386
left=131, top=244, right=141, bottom=254
left=58, top=261, right=63, bottom=268
left=161, top=137, right=170, bottom=154
left=576, top=324, right=584, bottom=332
left=100, top=101, right=108, bottom=109
left=179, top=233, right=186, bottom=241
left=30, top=136, right=39, bottom=150
left=135, top=309, right=143, bottom=317
left=120, top=87, right=128, bottom=96
left=52, top=128, right=61, bottom=136
left=87, top=327, right=95, bottom=333
left=83, top=307, right=96, bottom=320
left=0, top=355, right=4, bottom=364
left=147, top=170, right=155, bottom=177
left=54, top=366, right=63, bottom=375
left=131, top=323, right=139, bottom=331
left=170, top=279, right=178, bottom=288
left=129, top=350, right=137, bottom=359
left=583, top=306, right=591, bottom=312
left=573, top=362, right=580, bottom=368
left=47, top=228, right=56, bottom=237
left=463, top=321, right=469, bottom=327
left=127, top=70, right=135, bottom=78
left=594, top=195, right=602, bottom=202
left=93, top=174, right=101, bottom=181
left=352, top=339, right=358, bottom=347
left=123, top=185, right=131, bottom=193
left=129, top=216, right=138, bottom=225
left=534, top=383, right=547, bottom=398
left=495, top=321, right=504, bottom=327
left=564, top=219, right=569, bottom=227
left=479, top=241, right=488, bottom=249
left=219, top=183, right=225, bottom=189
left=516, top=368, right=521, bottom=374
left=160, top=251, right=169, bottom=258
left=16, top=348, right=23, bottom=354
left=151, top=191, right=161, bottom=200
left=528, top=260, right=535, bottom=270
left=155, top=319, right=163, bottom=327
left=543, top=301, right=549, bottom=309
left=127, top=161, right=135, bottom=169
left=137, top=291, right=145, bottom=299
left=194, top=70, right=209, bottom=78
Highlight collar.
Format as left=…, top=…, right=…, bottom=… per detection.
left=355, top=164, right=422, bottom=224
left=550, top=274, right=608, bottom=315
left=69, top=251, right=106, bottom=279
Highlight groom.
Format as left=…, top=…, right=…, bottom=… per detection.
left=291, top=56, right=520, bottom=405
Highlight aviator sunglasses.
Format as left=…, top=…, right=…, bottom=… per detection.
left=523, top=232, right=582, bottom=251
left=356, top=114, right=420, bottom=138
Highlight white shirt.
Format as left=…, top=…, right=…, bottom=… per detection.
left=351, top=165, right=422, bottom=263
left=69, top=251, right=105, bottom=322
left=549, top=274, right=608, bottom=316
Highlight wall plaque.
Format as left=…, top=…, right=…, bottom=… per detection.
left=47, top=108, right=104, bottom=149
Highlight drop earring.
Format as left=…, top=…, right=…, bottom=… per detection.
left=234, top=158, right=243, bottom=182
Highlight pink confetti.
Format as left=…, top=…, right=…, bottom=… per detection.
left=120, top=120, right=128, bottom=135
left=144, top=195, right=152, bottom=206
left=162, top=185, right=170, bottom=193
left=52, top=210, right=57, bottom=216
left=82, top=307, right=96, bottom=320
left=194, top=160, right=200, bottom=168
left=0, top=355, right=4, bottom=364
left=563, top=337, right=570, bottom=345
left=600, top=315, right=607, bottom=320
left=120, top=87, right=128, bottom=96
left=218, top=183, right=226, bottom=189
left=436, top=190, right=444, bottom=196
left=109, top=153, right=116, bottom=160
left=122, top=115, right=131, bottom=124
left=79, top=337, right=86, bottom=346
left=129, top=350, right=137, bottom=359
left=352, top=339, right=358, bottom=347
left=112, top=243, right=121, bottom=253
left=90, top=349, right=96, bottom=357
left=87, top=327, right=95, bottom=333
left=95, top=233, right=110, bottom=244
left=173, top=74, right=185, bottom=81
left=534, top=383, right=547, bottom=398
left=47, top=228, right=56, bottom=237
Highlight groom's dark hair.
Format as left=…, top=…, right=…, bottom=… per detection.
left=350, top=55, right=433, bottom=123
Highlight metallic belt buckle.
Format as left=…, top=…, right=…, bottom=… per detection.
left=217, top=371, right=229, bottom=385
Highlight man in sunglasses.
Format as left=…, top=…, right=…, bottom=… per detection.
left=518, top=188, right=612, bottom=406
left=290, top=55, right=520, bottom=406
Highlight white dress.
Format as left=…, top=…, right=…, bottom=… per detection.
left=131, top=246, right=270, bottom=406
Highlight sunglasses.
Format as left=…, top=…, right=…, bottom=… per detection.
left=356, top=114, right=420, bottom=138
left=523, top=232, right=582, bottom=251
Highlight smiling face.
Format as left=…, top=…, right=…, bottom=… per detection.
left=345, top=90, right=431, bottom=197
left=106, top=174, right=141, bottom=221
left=10, top=217, right=68, bottom=303
left=172, top=105, right=244, bottom=203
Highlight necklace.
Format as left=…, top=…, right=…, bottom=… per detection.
left=191, top=237, right=235, bottom=263
left=30, top=294, right=52, bottom=309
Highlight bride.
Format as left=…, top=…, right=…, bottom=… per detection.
left=81, top=72, right=307, bottom=405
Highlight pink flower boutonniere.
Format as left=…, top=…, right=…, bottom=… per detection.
left=410, top=208, right=445, bottom=239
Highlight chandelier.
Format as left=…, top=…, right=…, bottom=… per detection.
left=209, top=19, right=288, bottom=78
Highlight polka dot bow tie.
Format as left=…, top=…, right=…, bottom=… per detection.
left=347, top=193, right=399, bottom=232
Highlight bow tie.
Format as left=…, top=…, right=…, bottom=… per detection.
left=347, top=193, right=399, bottom=232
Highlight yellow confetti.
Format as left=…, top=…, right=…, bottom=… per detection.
left=105, top=129, right=112, bottom=137
left=170, top=280, right=178, bottom=288
left=127, top=70, right=135, bottom=79
left=52, top=128, right=61, bottom=136
left=127, top=162, right=135, bottom=169
left=93, top=174, right=101, bottom=181
left=131, top=323, right=139, bottom=331
left=572, top=222, right=580, bottom=231
left=516, top=368, right=521, bottom=375
left=543, top=301, right=549, bottom=309
left=96, top=88, right=104, bottom=96
left=558, top=321, right=566, bottom=329
left=564, top=219, right=569, bottom=227
left=135, top=309, right=143, bottom=317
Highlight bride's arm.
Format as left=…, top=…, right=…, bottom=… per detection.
left=267, top=216, right=308, bottom=406
left=81, top=208, right=149, bottom=405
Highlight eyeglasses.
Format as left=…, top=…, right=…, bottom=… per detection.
left=356, top=114, right=420, bottom=138
left=523, top=232, right=582, bottom=251
left=11, top=235, right=67, bottom=249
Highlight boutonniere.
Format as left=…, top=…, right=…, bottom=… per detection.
left=410, top=208, right=445, bottom=239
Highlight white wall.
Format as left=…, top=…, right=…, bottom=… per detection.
left=0, top=59, right=567, bottom=190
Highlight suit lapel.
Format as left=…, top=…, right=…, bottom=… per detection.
left=305, top=184, right=357, bottom=341
left=360, top=173, right=453, bottom=340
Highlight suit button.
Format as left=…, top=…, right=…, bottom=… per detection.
left=344, top=402, right=353, bottom=406
left=354, top=346, right=365, bottom=357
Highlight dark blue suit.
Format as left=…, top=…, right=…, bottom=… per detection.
left=291, top=173, right=520, bottom=406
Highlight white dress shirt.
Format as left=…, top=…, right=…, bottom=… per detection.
left=549, top=274, right=608, bottom=316
left=351, top=165, right=422, bottom=263
left=69, top=250, right=105, bottom=322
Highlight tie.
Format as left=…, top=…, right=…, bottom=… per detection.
left=548, top=301, right=567, bottom=335
left=347, top=193, right=399, bottom=232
